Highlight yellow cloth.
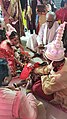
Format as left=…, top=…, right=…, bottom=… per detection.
left=41, top=58, right=67, bottom=109
left=22, top=10, right=27, bottom=29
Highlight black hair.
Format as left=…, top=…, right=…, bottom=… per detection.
left=0, top=58, right=9, bottom=86
left=9, top=31, right=18, bottom=40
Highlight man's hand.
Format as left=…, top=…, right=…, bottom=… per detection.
left=38, top=44, right=45, bottom=49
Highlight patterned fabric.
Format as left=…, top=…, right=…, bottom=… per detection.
left=41, top=58, right=67, bottom=109
left=0, top=40, right=16, bottom=75
left=0, top=39, right=30, bottom=75
left=37, top=21, right=59, bottom=45
left=0, top=87, right=37, bottom=119
left=20, top=64, right=33, bottom=80
left=56, top=8, right=67, bottom=23
left=0, top=88, right=18, bottom=119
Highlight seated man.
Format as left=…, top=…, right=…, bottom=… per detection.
left=41, top=22, right=67, bottom=109
left=36, top=11, right=59, bottom=49
left=32, top=22, right=67, bottom=108
left=26, top=11, right=59, bottom=54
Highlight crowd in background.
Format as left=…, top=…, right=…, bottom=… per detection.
left=0, top=0, right=67, bottom=36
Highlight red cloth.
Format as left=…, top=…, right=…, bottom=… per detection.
left=0, top=48, right=8, bottom=58
left=20, top=62, right=40, bottom=80
left=55, top=8, right=67, bottom=23
left=34, top=62, right=40, bottom=68
left=21, top=51, right=29, bottom=56
left=0, top=40, right=16, bottom=75
left=20, top=64, right=33, bottom=80
left=32, top=80, right=54, bottom=101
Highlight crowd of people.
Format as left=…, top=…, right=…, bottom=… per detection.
left=0, top=0, right=67, bottom=119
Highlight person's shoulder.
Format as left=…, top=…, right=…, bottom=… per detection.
left=53, top=21, right=59, bottom=28
left=0, top=87, right=16, bottom=95
left=0, top=39, right=7, bottom=45
left=56, top=8, right=63, bottom=13
left=54, top=21, right=59, bottom=25
left=0, top=39, right=11, bottom=52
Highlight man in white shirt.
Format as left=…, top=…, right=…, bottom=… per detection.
left=37, top=11, right=59, bottom=47
left=26, top=11, right=59, bottom=54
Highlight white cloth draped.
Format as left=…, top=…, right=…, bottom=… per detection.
left=26, top=21, right=59, bottom=51
left=37, top=21, right=59, bottom=45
